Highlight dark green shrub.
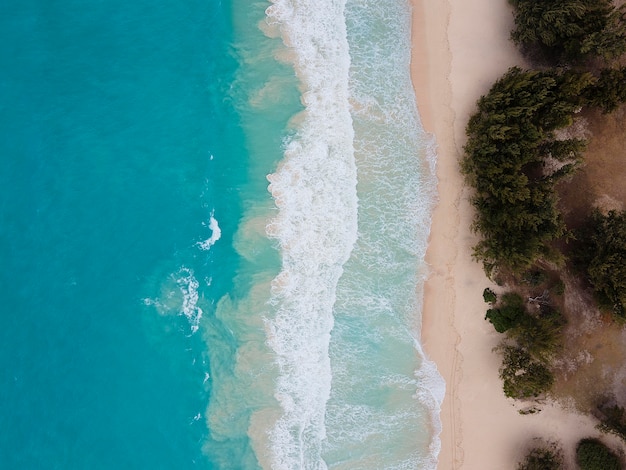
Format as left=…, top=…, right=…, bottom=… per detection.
left=577, top=210, right=626, bottom=319
left=576, top=438, right=621, bottom=470
left=517, top=446, right=562, bottom=470
left=483, top=287, right=497, bottom=304
left=485, top=293, right=525, bottom=333
left=499, top=346, right=554, bottom=399
left=522, top=270, right=548, bottom=286
left=597, top=405, right=626, bottom=443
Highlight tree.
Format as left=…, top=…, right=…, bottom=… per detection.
left=463, top=67, right=589, bottom=275
left=508, top=0, right=626, bottom=63
left=517, top=446, right=563, bottom=470
left=499, top=345, right=554, bottom=399
left=584, top=67, right=626, bottom=113
left=485, top=292, right=525, bottom=333
left=576, top=438, right=622, bottom=470
left=577, top=210, right=626, bottom=318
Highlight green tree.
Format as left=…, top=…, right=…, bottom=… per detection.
left=463, top=67, right=589, bottom=275
left=499, top=345, right=554, bottom=399
left=508, top=0, right=626, bottom=63
left=517, top=446, right=563, bottom=470
left=584, top=67, right=626, bottom=113
left=485, top=292, right=526, bottom=333
left=576, top=438, right=622, bottom=470
left=507, top=307, right=565, bottom=362
left=577, top=210, right=626, bottom=318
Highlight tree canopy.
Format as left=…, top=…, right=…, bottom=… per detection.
left=508, top=0, right=626, bottom=63
left=517, top=446, right=563, bottom=470
left=577, top=210, right=626, bottom=318
left=463, top=67, right=590, bottom=275
left=576, top=439, right=622, bottom=470
left=499, top=345, right=554, bottom=399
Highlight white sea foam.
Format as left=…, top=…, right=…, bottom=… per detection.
left=176, top=267, right=203, bottom=334
left=319, top=0, right=444, bottom=466
left=259, top=0, right=358, bottom=466
left=197, top=213, right=221, bottom=251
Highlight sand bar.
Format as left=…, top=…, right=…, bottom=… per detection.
left=412, top=0, right=625, bottom=468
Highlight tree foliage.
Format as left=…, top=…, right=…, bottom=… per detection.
left=508, top=0, right=626, bottom=63
left=597, top=404, right=626, bottom=442
left=517, top=446, right=563, bottom=470
left=584, top=67, right=626, bottom=113
left=507, top=307, right=565, bottom=362
left=577, top=210, right=626, bottom=318
left=463, top=67, right=590, bottom=275
left=499, top=345, right=554, bottom=399
left=485, top=292, right=525, bottom=333
left=576, top=438, right=622, bottom=470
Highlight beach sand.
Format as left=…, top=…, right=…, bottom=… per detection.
left=412, top=0, right=625, bottom=468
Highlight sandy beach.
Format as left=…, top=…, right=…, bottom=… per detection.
left=412, top=0, right=624, bottom=468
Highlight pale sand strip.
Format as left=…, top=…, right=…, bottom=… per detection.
left=412, top=0, right=621, bottom=468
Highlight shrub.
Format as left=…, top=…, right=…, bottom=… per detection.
left=517, top=446, right=563, bottom=470
left=577, top=210, right=626, bottom=319
left=483, top=287, right=497, bottom=304
left=576, top=438, right=621, bottom=470
left=485, top=293, right=525, bottom=333
left=499, top=345, right=554, bottom=399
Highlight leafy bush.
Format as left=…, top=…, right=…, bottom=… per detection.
left=522, top=270, right=548, bottom=286
left=485, top=293, right=526, bottom=333
left=517, top=446, right=563, bottom=470
left=507, top=307, right=565, bottom=362
left=483, top=287, right=497, bottom=304
left=499, top=345, right=554, bottom=399
left=576, top=438, right=621, bottom=470
left=584, top=67, right=626, bottom=113
left=597, top=404, right=626, bottom=443
left=577, top=210, right=626, bottom=319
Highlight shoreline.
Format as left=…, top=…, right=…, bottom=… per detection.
left=411, top=0, right=617, bottom=468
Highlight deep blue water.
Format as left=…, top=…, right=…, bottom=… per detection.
left=0, top=0, right=247, bottom=467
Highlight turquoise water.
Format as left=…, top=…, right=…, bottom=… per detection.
left=0, top=0, right=443, bottom=468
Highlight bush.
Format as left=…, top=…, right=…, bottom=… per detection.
left=577, top=210, right=626, bottom=319
left=499, top=345, right=554, bottom=399
left=485, top=293, right=526, bottom=333
left=517, top=446, right=563, bottom=470
left=507, top=307, right=565, bottom=362
left=576, top=438, right=621, bottom=470
left=597, top=404, right=626, bottom=443
left=483, top=287, right=497, bottom=304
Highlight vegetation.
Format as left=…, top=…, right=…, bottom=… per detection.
left=517, top=446, right=563, bottom=470
left=597, top=404, right=626, bottom=443
left=507, top=305, right=565, bottom=362
left=577, top=210, right=626, bottom=319
left=485, top=292, right=525, bottom=333
left=463, top=67, right=591, bottom=275
left=499, top=345, right=554, bottom=399
left=508, top=0, right=626, bottom=63
left=576, top=438, right=622, bottom=470
left=584, top=67, right=626, bottom=113
left=483, top=287, right=497, bottom=304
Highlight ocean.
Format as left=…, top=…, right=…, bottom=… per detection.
left=0, top=0, right=444, bottom=468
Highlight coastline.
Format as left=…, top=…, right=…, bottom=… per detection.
left=411, top=0, right=618, bottom=468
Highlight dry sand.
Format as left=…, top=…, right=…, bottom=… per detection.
left=411, top=0, right=624, bottom=468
